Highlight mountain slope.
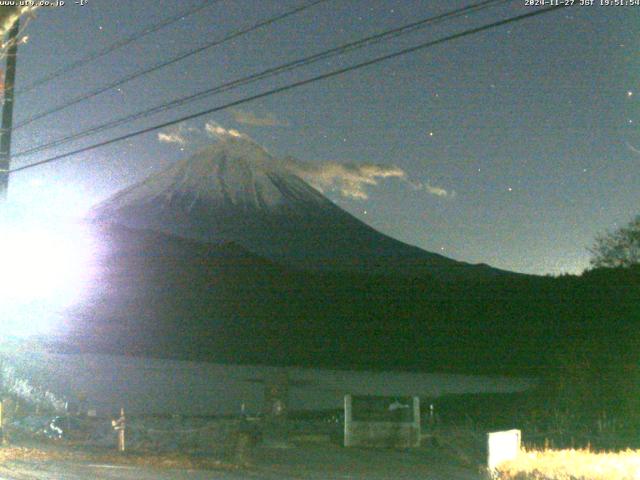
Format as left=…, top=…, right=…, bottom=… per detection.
left=90, top=137, right=509, bottom=280
left=58, top=222, right=639, bottom=375
left=59, top=223, right=546, bottom=374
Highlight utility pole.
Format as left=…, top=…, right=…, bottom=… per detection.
left=0, top=17, right=20, bottom=200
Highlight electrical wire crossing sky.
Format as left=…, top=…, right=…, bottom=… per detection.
left=3, top=0, right=639, bottom=275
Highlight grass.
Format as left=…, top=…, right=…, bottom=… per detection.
left=496, top=447, right=640, bottom=480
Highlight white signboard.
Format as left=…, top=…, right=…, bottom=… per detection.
left=487, top=429, right=521, bottom=472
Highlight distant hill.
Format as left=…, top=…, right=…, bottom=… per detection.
left=54, top=138, right=638, bottom=377
left=90, top=137, right=514, bottom=281
left=59, top=221, right=639, bottom=376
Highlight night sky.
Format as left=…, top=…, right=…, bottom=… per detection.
left=5, top=0, right=639, bottom=275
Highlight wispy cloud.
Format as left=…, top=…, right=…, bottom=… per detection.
left=232, top=109, right=289, bottom=127
left=425, top=185, right=453, bottom=197
left=158, top=122, right=454, bottom=200
left=626, top=140, right=640, bottom=156
left=284, top=157, right=454, bottom=201
left=157, top=125, right=199, bottom=145
left=284, top=158, right=429, bottom=200
left=406, top=179, right=455, bottom=199
left=158, top=122, right=252, bottom=147
left=204, top=121, right=250, bottom=140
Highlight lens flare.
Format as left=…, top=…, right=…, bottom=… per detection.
left=0, top=219, right=98, bottom=337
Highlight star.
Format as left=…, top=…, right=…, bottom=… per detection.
left=428, top=132, right=434, bottom=137
left=628, top=91, right=634, bottom=97
left=507, top=187, right=513, bottom=192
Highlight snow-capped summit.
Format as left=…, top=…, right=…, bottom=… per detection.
left=94, top=137, right=330, bottom=216
left=91, top=137, right=506, bottom=279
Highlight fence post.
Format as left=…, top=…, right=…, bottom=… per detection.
left=263, top=370, right=289, bottom=447
left=412, top=396, right=421, bottom=447
left=0, top=400, right=4, bottom=446
left=344, top=394, right=352, bottom=447
left=1, top=398, right=12, bottom=446
left=112, top=407, right=126, bottom=452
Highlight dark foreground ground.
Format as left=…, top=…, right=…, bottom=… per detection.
left=0, top=441, right=483, bottom=480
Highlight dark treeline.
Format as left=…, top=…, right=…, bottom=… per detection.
left=63, top=225, right=639, bottom=424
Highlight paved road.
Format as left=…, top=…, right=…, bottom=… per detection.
left=0, top=461, right=287, bottom=480
left=0, top=462, right=482, bottom=480
left=0, top=445, right=483, bottom=479
left=0, top=462, right=254, bottom=479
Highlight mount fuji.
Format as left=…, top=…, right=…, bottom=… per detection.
left=49, top=139, right=632, bottom=376
left=91, top=137, right=508, bottom=280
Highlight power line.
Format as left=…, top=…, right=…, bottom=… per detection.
left=7, top=5, right=567, bottom=175
left=13, top=0, right=330, bottom=130
left=13, top=0, right=509, bottom=158
left=14, top=0, right=216, bottom=96
left=14, top=0, right=506, bottom=156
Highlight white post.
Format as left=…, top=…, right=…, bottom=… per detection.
left=112, top=407, right=126, bottom=452
left=412, top=396, right=421, bottom=447
left=487, top=429, right=521, bottom=473
left=344, top=394, right=353, bottom=447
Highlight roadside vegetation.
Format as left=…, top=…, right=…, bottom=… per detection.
left=496, top=448, right=640, bottom=480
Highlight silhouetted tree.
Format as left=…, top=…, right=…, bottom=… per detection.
left=589, top=215, right=640, bottom=268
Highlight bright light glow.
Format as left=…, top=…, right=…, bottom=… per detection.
left=498, top=448, right=640, bottom=480
left=0, top=219, right=98, bottom=337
